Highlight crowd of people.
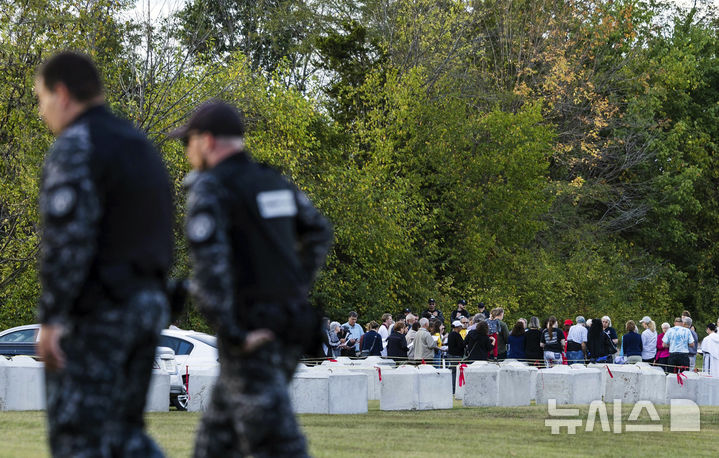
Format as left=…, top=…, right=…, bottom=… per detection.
left=321, top=299, right=719, bottom=380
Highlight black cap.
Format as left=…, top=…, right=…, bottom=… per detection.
left=428, top=298, right=435, bottom=304
left=458, top=299, right=466, bottom=305
left=168, top=100, right=245, bottom=141
left=478, top=302, right=485, bottom=308
left=403, top=308, right=411, bottom=314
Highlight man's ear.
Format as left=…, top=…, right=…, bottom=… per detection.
left=53, top=82, right=71, bottom=107
left=200, top=133, right=216, bottom=155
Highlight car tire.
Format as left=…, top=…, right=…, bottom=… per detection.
left=171, top=394, right=189, bottom=411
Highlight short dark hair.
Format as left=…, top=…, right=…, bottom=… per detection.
left=511, top=320, right=525, bottom=337
left=348, top=311, right=358, bottom=318
left=477, top=321, right=489, bottom=335
left=38, top=51, right=102, bottom=101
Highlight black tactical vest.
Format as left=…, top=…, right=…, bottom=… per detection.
left=81, top=106, right=173, bottom=293
left=209, top=153, right=307, bottom=302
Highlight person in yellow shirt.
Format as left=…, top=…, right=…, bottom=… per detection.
left=460, top=317, right=469, bottom=339
left=430, top=320, right=447, bottom=368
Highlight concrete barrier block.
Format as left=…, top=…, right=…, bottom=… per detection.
left=186, top=366, right=219, bottom=412
left=505, top=361, right=538, bottom=401
left=587, top=363, right=622, bottom=399
left=536, top=366, right=601, bottom=405
left=320, top=357, right=353, bottom=366
left=145, top=371, right=170, bottom=412
left=346, top=366, right=382, bottom=400
left=570, top=367, right=603, bottom=405
left=0, top=356, right=45, bottom=411
left=292, top=367, right=368, bottom=414
left=417, top=365, right=452, bottom=410
left=358, top=356, right=395, bottom=367
left=536, top=366, right=573, bottom=405
left=603, top=364, right=641, bottom=404
left=291, top=372, right=329, bottom=414
left=454, top=361, right=487, bottom=400
left=666, top=372, right=698, bottom=403
left=328, top=372, right=368, bottom=414
left=498, top=366, right=531, bottom=406
left=697, top=374, right=719, bottom=406
left=463, top=364, right=499, bottom=407
left=638, top=365, right=667, bottom=404
left=381, top=366, right=418, bottom=411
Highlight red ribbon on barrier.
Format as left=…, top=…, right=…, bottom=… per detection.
left=677, top=372, right=687, bottom=386
left=375, top=366, right=382, bottom=381
left=329, top=359, right=338, bottom=362
left=422, top=359, right=426, bottom=365
left=459, top=364, right=467, bottom=387
left=605, top=365, right=613, bottom=378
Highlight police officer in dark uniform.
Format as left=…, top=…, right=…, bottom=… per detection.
left=170, top=101, right=332, bottom=457
left=35, top=52, right=173, bottom=457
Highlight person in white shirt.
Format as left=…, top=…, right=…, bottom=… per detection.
left=378, top=313, right=393, bottom=356
left=565, top=316, right=588, bottom=365
left=378, top=313, right=393, bottom=340
left=341, top=311, right=364, bottom=356
left=702, top=323, right=719, bottom=376
left=639, top=316, right=657, bottom=363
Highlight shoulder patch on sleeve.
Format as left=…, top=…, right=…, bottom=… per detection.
left=256, top=189, right=297, bottom=218
left=187, top=212, right=216, bottom=243
left=48, top=186, right=77, bottom=218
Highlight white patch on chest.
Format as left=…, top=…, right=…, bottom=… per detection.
left=256, top=190, right=297, bottom=218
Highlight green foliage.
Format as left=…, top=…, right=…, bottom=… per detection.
left=3, top=0, right=719, bottom=336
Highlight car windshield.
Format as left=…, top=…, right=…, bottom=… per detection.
left=187, top=333, right=217, bottom=348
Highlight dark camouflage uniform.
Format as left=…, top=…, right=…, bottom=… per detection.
left=186, top=154, right=332, bottom=458
left=44, top=292, right=167, bottom=457
left=39, top=106, right=172, bottom=457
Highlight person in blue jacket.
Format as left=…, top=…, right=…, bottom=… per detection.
left=361, top=321, right=384, bottom=356
left=622, top=320, right=643, bottom=363
left=507, top=321, right=527, bottom=360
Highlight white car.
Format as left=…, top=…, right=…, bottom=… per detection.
left=0, top=324, right=190, bottom=409
left=159, top=328, right=219, bottom=372
left=159, top=329, right=219, bottom=410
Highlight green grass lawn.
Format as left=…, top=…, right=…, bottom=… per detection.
left=1, top=401, right=718, bottom=457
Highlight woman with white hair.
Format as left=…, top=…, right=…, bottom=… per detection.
left=655, top=322, right=671, bottom=372
left=328, top=321, right=342, bottom=357
left=601, top=315, right=619, bottom=347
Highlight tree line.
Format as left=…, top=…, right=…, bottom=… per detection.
left=1, top=0, right=718, bottom=334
